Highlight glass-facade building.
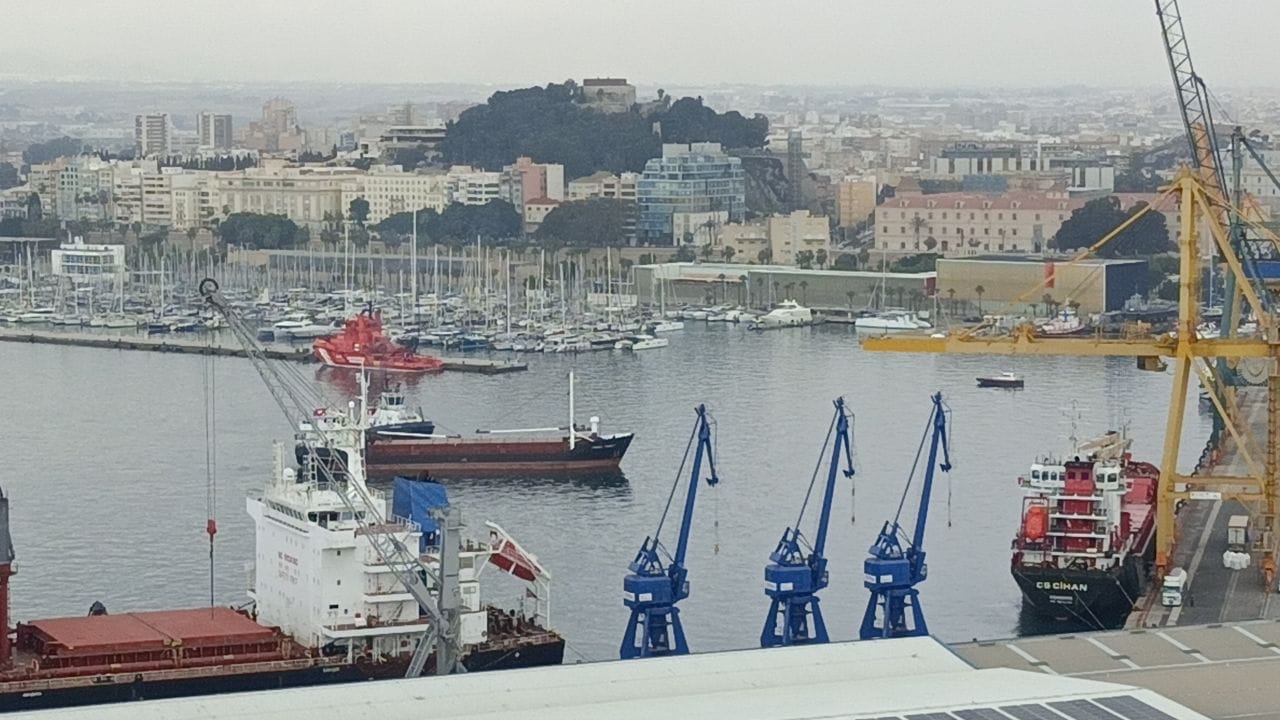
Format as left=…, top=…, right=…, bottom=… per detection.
left=637, top=143, right=746, bottom=244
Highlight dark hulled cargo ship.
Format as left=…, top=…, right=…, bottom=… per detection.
left=1010, top=432, right=1158, bottom=630
left=0, top=458, right=564, bottom=711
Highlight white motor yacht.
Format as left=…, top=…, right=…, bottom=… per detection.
left=749, top=300, right=814, bottom=330
left=853, top=310, right=932, bottom=331
left=651, top=320, right=685, bottom=333
left=614, top=334, right=670, bottom=351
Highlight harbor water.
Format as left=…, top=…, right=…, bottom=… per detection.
left=1, top=324, right=1209, bottom=661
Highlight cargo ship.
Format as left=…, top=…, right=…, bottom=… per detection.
left=312, top=307, right=445, bottom=373
left=1010, top=431, right=1158, bottom=630
left=302, top=372, right=632, bottom=478
left=0, top=425, right=563, bottom=710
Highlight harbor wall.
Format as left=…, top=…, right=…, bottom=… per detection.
left=633, top=262, right=934, bottom=311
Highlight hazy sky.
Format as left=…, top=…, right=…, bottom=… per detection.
left=1, top=1, right=1275, bottom=89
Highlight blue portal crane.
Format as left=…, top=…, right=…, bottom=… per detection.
left=620, top=404, right=719, bottom=659
left=859, top=392, right=951, bottom=640
left=760, top=397, right=855, bottom=647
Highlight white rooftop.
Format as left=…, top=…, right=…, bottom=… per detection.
left=11, top=636, right=1207, bottom=720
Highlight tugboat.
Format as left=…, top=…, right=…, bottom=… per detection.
left=0, top=422, right=563, bottom=710
left=313, top=307, right=445, bottom=373
left=1010, top=431, right=1158, bottom=629
left=1037, top=307, right=1091, bottom=337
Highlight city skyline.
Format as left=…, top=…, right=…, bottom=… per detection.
left=3, top=1, right=1280, bottom=89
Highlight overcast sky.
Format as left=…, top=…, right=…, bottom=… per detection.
left=1, top=1, right=1274, bottom=89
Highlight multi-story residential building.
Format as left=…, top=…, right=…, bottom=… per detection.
left=26, top=161, right=66, bottom=218
left=637, top=143, right=746, bottom=244
left=874, top=190, right=1084, bottom=257
left=581, top=78, right=636, bottom=113
left=55, top=156, right=114, bottom=222
left=387, top=102, right=415, bottom=126
left=244, top=98, right=304, bottom=153
left=341, top=167, right=450, bottom=224
left=0, top=187, right=31, bottom=219
left=196, top=112, right=234, bottom=150
left=567, top=171, right=638, bottom=202
left=836, top=178, right=877, bottom=227
left=135, top=113, right=171, bottom=157
left=500, top=156, right=565, bottom=212
left=212, top=159, right=355, bottom=230
left=720, top=211, right=831, bottom=266
left=445, top=166, right=502, bottom=206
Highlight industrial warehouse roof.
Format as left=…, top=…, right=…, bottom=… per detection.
left=939, top=255, right=1146, bottom=265
left=638, top=261, right=935, bottom=280
left=12, top=636, right=1207, bottom=720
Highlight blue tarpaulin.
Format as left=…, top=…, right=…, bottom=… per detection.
left=392, top=478, right=449, bottom=548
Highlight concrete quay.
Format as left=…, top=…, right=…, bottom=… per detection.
left=0, top=328, right=527, bottom=374
left=1129, top=387, right=1278, bottom=630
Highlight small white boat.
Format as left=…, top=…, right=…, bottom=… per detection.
left=284, top=323, right=337, bottom=340
left=651, top=320, right=685, bottom=333
left=615, top=334, right=669, bottom=351
left=16, top=308, right=56, bottom=324
left=854, top=310, right=932, bottom=331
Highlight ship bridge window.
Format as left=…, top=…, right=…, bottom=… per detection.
left=1031, top=470, right=1040, bottom=480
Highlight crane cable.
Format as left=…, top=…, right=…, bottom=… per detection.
left=202, top=337, right=218, bottom=608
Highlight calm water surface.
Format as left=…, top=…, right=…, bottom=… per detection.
left=1, top=324, right=1209, bottom=661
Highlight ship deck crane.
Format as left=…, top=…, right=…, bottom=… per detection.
left=198, top=278, right=464, bottom=677
left=760, top=397, right=854, bottom=647
left=620, top=404, right=719, bottom=659
left=860, top=392, right=951, bottom=640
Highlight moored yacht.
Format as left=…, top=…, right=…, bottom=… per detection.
left=853, top=310, right=932, bottom=331
left=748, top=299, right=814, bottom=330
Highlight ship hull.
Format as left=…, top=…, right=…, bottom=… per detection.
left=365, top=434, right=633, bottom=478
left=1012, top=553, right=1148, bottom=630
left=2, top=637, right=565, bottom=712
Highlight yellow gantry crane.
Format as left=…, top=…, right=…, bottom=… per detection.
left=862, top=168, right=1280, bottom=584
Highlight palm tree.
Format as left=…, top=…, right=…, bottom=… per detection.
left=722, top=246, right=737, bottom=263
left=717, top=273, right=727, bottom=303
left=784, top=282, right=796, bottom=300
left=975, top=284, right=986, bottom=313
left=815, top=248, right=827, bottom=269
left=910, top=214, right=928, bottom=250
left=799, top=280, right=809, bottom=305
left=846, top=290, right=856, bottom=312
left=946, top=287, right=956, bottom=316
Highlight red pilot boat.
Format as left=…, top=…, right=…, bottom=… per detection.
left=312, top=308, right=444, bottom=373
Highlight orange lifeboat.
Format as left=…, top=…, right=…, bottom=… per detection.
left=1022, top=505, right=1048, bottom=541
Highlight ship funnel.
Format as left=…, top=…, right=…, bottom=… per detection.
left=590, top=416, right=600, bottom=435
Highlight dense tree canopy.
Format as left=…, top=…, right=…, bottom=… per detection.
left=659, top=97, right=768, bottom=148
left=0, top=162, right=18, bottom=190
left=440, top=82, right=768, bottom=179
left=1054, top=197, right=1172, bottom=257
left=374, top=200, right=522, bottom=244
left=216, top=212, right=299, bottom=249
left=536, top=198, right=628, bottom=246
left=22, top=136, right=86, bottom=166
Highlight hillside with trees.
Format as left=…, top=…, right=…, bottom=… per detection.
left=439, top=81, right=769, bottom=179
left=373, top=200, right=522, bottom=244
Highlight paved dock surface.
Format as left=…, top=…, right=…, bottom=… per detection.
left=0, top=328, right=526, bottom=374
left=952, top=620, right=1280, bottom=719
left=1129, top=387, right=1278, bottom=629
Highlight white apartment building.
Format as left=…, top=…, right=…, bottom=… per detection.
left=446, top=166, right=502, bottom=205
left=340, top=167, right=449, bottom=224
left=213, top=160, right=358, bottom=230
left=197, top=112, right=233, bottom=150
left=720, top=210, right=831, bottom=266
left=135, top=113, right=171, bottom=157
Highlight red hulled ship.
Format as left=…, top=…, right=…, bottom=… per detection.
left=312, top=308, right=444, bottom=373
left=1011, top=432, right=1158, bottom=629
